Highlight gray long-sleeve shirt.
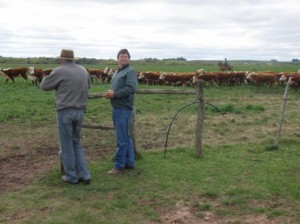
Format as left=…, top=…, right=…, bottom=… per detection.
left=40, top=61, right=91, bottom=111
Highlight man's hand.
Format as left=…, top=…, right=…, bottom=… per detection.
left=103, top=89, right=114, bottom=99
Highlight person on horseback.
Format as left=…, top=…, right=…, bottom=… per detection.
left=224, top=58, right=228, bottom=67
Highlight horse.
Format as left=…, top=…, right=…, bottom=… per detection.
left=217, top=61, right=233, bottom=71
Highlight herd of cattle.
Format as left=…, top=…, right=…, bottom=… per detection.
left=0, top=67, right=115, bottom=85
left=1, top=67, right=300, bottom=87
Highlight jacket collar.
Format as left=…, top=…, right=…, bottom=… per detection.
left=118, top=64, right=129, bottom=72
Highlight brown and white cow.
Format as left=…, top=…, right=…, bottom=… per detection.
left=287, top=76, right=300, bottom=87
left=106, top=67, right=117, bottom=83
left=159, top=72, right=187, bottom=86
left=27, top=67, right=44, bottom=86
left=86, top=67, right=111, bottom=84
left=0, top=67, right=28, bottom=84
left=246, top=72, right=278, bottom=87
left=279, top=72, right=300, bottom=82
left=192, top=72, right=219, bottom=86
left=176, top=72, right=196, bottom=86
left=86, top=68, right=103, bottom=84
left=139, top=71, right=161, bottom=85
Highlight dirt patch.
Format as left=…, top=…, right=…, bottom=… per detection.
left=0, top=123, right=114, bottom=194
left=160, top=206, right=283, bottom=224
left=0, top=150, right=58, bottom=193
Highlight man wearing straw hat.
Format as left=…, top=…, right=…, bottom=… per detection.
left=40, top=49, right=91, bottom=184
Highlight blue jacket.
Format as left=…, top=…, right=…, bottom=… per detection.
left=110, top=64, right=137, bottom=110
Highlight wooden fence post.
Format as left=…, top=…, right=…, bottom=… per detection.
left=129, top=94, right=140, bottom=159
left=274, top=81, right=290, bottom=147
left=195, top=81, right=204, bottom=158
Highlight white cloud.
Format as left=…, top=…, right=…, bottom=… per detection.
left=0, top=0, right=300, bottom=61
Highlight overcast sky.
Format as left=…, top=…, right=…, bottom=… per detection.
left=1, top=0, right=299, bottom=61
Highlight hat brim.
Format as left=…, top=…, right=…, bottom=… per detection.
left=57, top=56, right=79, bottom=60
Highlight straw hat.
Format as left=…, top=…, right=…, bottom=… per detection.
left=59, top=49, right=78, bottom=60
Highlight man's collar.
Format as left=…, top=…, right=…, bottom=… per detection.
left=118, top=64, right=129, bottom=71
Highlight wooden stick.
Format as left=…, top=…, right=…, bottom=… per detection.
left=274, top=81, right=290, bottom=147
left=195, top=81, right=204, bottom=158
left=88, top=89, right=195, bottom=99
left=82, top=124, right=114, bottom=130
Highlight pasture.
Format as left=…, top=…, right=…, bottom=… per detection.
left=0, top=62, right=300, bottom=224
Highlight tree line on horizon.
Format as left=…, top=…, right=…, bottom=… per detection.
left=0, top=56, right=190, bottom=65
left=0, top=56, right=299, bottom=65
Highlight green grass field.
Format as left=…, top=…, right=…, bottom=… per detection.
left=0, top=62, right=300, bottom=223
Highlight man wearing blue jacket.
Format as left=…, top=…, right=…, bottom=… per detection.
left=103, top=49, right=137, bottom=174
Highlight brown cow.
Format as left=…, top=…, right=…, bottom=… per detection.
left=279, top=73, right=300, bottom=82
left=98, top=67, right=110, bottom=83
left=86, top=68, right=108, bottom=84
left=175, top=72, right=196, bottom=86
left=288, top=76, right=300, bottom=87
left=193, top=72, right=219, bottom=86
left=0, top=67, right=28, bottom=84
left=246, top=72, right=278, bottom=87
left=230, top=71, right=247, bottom=85
left=139, top=71, right=161, bottom=85
left=215, top=72, right=236, bottom=85
left=106, top=68, right=117, bottom=83
left=159, top=73, right=187, bottom=86
left=43, top=68, right=54, bottom=77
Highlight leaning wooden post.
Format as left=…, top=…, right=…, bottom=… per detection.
left=274, top=80, right=290, bottom=147
left=195, top=81, right=205, bottom=158
left=129, top=94, right=140, bottom=159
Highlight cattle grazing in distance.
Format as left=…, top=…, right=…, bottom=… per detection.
left=195, top=70, right=246, bottom=86
left=0, top=67, right=28, bottom=84
left=1, top=66, right=299, bottom=89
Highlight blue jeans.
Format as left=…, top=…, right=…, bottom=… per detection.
left=57, top=108, right=90, bottom=183
left=112, top=108, right=135, bottom=169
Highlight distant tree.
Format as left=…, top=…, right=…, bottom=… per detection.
left=292, top=59, right=299, bottom=62
left=176, top=57, right=187, bottom=61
